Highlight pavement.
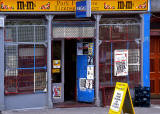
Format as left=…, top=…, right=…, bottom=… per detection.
left=2, top=105, right=160, bottom=114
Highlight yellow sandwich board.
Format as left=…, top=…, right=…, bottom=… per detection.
left=108, top=82, right=135, bottom=114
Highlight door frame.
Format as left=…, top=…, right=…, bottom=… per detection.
left=52, top=39, right=65, bottom=103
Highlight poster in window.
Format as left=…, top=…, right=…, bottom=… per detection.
left=53, top=86, right=61, bottom=99
left=114, top=49, right=128, bottom=76
left=53, top=60, right=61, bottom=68
left=77, top=43, right=83, bottom=55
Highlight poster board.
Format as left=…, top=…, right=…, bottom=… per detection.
left=109, top=82, right=135, bottom=114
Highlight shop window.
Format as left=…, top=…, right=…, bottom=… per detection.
left=4, top=25, right=47, bottom=95
left=99, top=20, right=141, bottom=88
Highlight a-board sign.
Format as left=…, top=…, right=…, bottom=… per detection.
left=109, top=82, right=135, bottom=114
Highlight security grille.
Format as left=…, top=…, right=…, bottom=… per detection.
left=53, top=23, right=95, bottom=38
left=4, top=25, right=47, bottom=94
left=99, top=19, right=141, bottom=89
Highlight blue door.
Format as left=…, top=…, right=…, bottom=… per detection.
left=77, top=42, right=94, bottom=102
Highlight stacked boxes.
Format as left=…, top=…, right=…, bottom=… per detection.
left=134, top=87, right=150, bottom=107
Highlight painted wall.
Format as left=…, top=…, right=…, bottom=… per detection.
left=5, top=94, right=47, bottom=110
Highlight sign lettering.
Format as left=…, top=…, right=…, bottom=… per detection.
left=118, top=1, right=133, bottom=9
left=17, top=1, right=35, bottom=10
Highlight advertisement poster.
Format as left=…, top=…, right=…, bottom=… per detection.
left=87, top=65, right=94, bottom=79
left=53, top=86, right=61, bottom=99
left=114, top=49, right=128, bottom=76
left=53, top=60, right=61, bottom=68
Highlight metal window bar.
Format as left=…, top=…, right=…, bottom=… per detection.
left=52, top=23, right=95, bottom=39
left=4, top=25, right=47, bottom=95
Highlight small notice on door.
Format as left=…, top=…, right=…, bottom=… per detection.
left=86, top=79, right=93, bottom=89
left=87, top=65, right=94, bottom=79
left=79, top=78, right=86, bottom=91
left=53, top=60, right=61, bottom=68
left=114, top=49, right=128, bottom=76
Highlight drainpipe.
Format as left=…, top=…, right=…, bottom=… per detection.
left=94, top=15, right=101, bottom=107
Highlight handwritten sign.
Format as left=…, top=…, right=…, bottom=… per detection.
left=109, top=82, right=135, bottom=114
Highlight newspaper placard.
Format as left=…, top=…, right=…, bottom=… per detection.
left=114, top=49, right=128, bottom=76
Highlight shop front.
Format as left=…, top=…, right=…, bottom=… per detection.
left=0, top=0, right=150, bottom=110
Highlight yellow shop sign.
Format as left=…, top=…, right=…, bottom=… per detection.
left=108, top=82, right=135, bottom=114
left=0, top=0, right=148, bottom=12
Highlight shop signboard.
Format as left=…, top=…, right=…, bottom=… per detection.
left=0, top=0, right=148, bottom=12
left=114, top=49, right=128, bottom=76
left=76, top=0, right=91, bottom=18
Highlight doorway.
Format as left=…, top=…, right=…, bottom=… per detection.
left=150, top=36, right=160, bottom=98
left=64, top=39, right=77, bottom=101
